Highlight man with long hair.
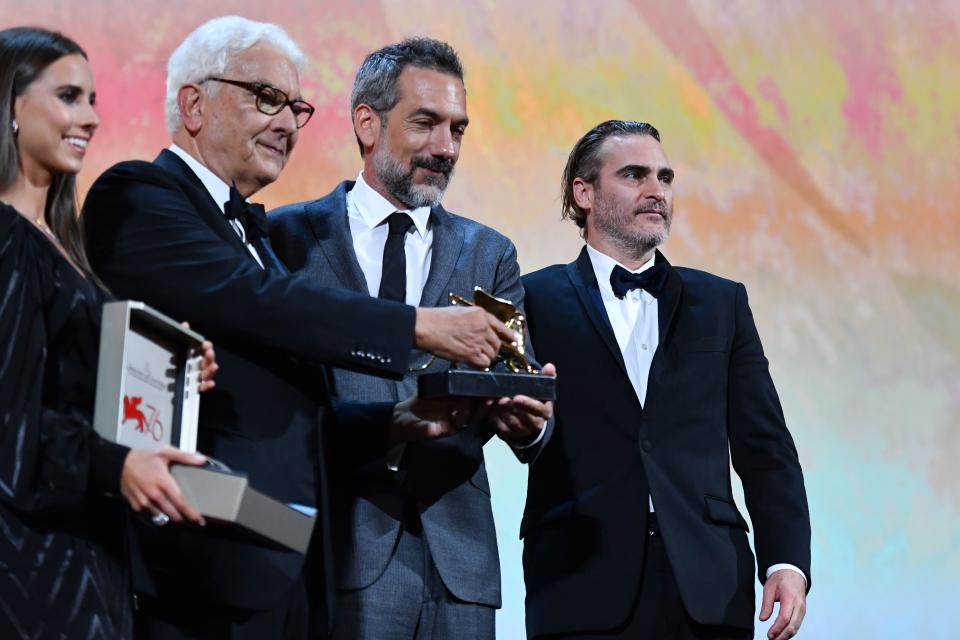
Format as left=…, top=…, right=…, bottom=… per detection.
left=520, top=120, right=811, bottom=640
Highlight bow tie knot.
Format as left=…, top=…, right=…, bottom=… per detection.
left=610, top=263, right=667, bottom=299
left=224, top=184, right=268, bottom=241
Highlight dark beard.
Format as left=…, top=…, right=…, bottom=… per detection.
left=592, top=187, right=671, bottom=258
left=373, top=149, right=455, bottom=209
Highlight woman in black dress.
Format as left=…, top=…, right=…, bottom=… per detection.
left=0, top=27, right=216, bottom=639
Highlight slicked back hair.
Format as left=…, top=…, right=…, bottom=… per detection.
left=561, top=120, right=661, bottom=231
left=350, top=37, right=463, bottom=157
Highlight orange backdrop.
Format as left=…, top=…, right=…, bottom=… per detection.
left=5, top=2, right=959, bottom=637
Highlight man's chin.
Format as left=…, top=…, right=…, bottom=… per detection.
left=620, top=225, right=669, bottom=252
left=635, top=217, right=669, bottom=236
left=406, top=184, right=444, bottom=208
left=251, top=158, right=284, bottom=183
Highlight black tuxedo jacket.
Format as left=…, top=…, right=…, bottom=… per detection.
left=81, top=151, right=415, bottom=619
left=520, top=247, right=810, bottom=637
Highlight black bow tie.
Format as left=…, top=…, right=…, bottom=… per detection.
left=224, top=184, right=268, bottom=241
left=610, top=263, right=668, bottom=299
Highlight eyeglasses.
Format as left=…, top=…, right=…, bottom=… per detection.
left=203, top=77, right=315, bottom=129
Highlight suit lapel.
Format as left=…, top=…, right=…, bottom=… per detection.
left=565, top=247, right=629, bottom=380
left=646, top=250, right=683, bottom=413
left=654, top=250, right=683, bottom=346
left=154, top=150, right=251, bottom=259
left=305, top=182, right=369, bottom=293
left=418, top=206, right=464, bottom=308
left=564, top=247, right=684, bottom=410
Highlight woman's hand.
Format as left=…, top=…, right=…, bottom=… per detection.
left=120, top=447, right=208, bottom=525
left=198, top=339, right=217, bottom=392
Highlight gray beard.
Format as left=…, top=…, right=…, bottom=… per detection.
left=372, top=147, right=450, bottom=209
left=592, top=187, right=671, bottom=260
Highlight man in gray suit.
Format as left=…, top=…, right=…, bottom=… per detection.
left=269, top=39, right=553, bottom=639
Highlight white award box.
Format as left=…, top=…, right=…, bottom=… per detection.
left=93, top=301, right=203, bottom=451
left=93, top=301, right=315, bottom=553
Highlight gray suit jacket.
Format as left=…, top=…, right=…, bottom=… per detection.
left=269, top=181, right=544, bottom=607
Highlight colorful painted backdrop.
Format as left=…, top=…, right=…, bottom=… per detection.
left=6, top=1, right=958, bottom=637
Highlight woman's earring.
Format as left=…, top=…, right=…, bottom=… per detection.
left=11, top=120, right=17, bottom=135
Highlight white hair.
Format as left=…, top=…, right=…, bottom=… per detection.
left=164, top=16, right=306, bottom=136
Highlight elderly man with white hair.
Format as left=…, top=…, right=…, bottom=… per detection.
left=82, top=16, right=514, bottom=639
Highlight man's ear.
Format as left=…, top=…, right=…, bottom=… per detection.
left=572, top=177, right=594, bottom=212
left=177, top=84, right=204, bottom=135
left=353, top=104, right=381, bottom=154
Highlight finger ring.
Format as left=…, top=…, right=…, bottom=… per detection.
left=151, top=512, right=170, bottom=527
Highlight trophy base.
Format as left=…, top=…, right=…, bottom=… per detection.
left=418, top=369, right=556, bottom=401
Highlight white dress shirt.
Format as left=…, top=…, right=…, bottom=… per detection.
left=586, top=245, right=659, bottom=408
left=346, top=172, right=432, bottom=304
left=587, top=244, right=658, bottom=513
left=585, top=244, right=805, bottom=585
left=168, top=145, right=264, bottom=268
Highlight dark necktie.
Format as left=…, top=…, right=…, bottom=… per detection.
left=610, top=263, right=668, bottom=299
left=223, top=184, right=268, bottom=243
left=378, top=212, right=414, bottom=302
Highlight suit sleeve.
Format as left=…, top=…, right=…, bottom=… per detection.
left=726, top=283, right=811, bottom=590
left=0, top=210, right=128, bottom=516
left=83, top=163, right=415, bottom=379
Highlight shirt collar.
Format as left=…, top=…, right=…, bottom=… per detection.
left=168, top=144, right=232, bottom=214
left=351, top=171, right=431, bottom=237
left=585, top=243, right=656, bottom=300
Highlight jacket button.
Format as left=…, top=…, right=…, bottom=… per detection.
left=641, top=439, right=653, bottom=452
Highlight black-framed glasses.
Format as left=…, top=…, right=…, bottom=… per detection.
left=203, top=77, right=315, bottom=129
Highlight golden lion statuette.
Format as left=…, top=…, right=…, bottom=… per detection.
left=416, top=287, right=555, bottom=400
left=448, top=288, right=539, bottom=374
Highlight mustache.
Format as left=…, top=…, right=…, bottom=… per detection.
left=634, top=201, right=668, bottom=217
left=412, top=155, right=455, bottom=176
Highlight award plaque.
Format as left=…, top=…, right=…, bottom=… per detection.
left=94, top=301, right=204, bottom=451
left=417, top=288, right=556, bottom=401
left=93, top=301, right=315, bottom=554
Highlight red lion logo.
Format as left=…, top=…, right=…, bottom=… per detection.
left=123, top=395, right=147, bottom=432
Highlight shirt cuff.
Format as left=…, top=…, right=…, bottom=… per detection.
left=508, top=419, right=548, bottom=451
left=766, top=563, right=807, bottom=587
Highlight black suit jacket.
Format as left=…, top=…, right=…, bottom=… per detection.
left=520, top=247, right=810, bottom=637
left=82, top=151, right=416, bottom=619
left=269, top=181, right=546, bottom=608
